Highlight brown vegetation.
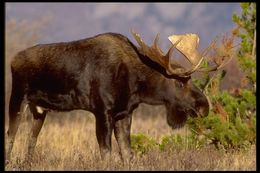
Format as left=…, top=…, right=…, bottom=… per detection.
left=5, top=108, right=256, bottom=171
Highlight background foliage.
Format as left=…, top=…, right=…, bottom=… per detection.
left=184, top=2, right=255, bottom=150
left=132, top=2, right=256, bottom=152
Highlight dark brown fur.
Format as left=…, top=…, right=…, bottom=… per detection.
left=6, top=32, right=209, bottom=163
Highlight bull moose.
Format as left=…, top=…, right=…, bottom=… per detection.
left=6, top=31, right=231, bottom=164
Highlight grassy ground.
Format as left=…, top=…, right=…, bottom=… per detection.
left=5, top=105, right=256, bottom=171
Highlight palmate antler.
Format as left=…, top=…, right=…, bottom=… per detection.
left=131, top=31, right=184, bottom=75
left=131, top=30, right=233, bottom=78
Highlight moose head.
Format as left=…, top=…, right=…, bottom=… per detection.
left=131, top=31, right=233, bottom=128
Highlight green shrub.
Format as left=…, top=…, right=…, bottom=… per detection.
left=130, top=133, right=158, bottom=155
left=213, top=89, right=256, bottom=120
left=159, top=133, right=203, bottom=152
left=187, top=92, right=256, bottom=149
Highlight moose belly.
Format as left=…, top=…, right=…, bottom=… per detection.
left=27, top=89, right=88, bottom=111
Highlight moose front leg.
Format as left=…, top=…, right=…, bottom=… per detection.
left=95, top=112, right=113, bottom=161
left=114, top=114, right=132, bottom=164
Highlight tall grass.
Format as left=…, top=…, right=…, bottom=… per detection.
left=5, top=106, right=256, bottom=171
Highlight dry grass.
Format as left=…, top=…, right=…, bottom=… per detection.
left=5, top=105, right=256, bottom=171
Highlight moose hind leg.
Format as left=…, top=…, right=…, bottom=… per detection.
left=6, top=84, right=24, bottom=162
left=26, top=104, right=47, bottom=162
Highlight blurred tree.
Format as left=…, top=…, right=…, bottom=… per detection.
left=232, top=2, right=256, bottom=91
left=188, top=3, right=256, bottom=149
left=5, top=17, right=50, bottom=122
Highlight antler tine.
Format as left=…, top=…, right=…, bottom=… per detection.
left=197, top=54, right=233, bottom=73
left=132, top=30, right=186, bottom=72
left=165, top=38, right=181, bottom=58
left=152, top=33, right=171, bottom=68
left=131, top=30, right=154, bottom=57
left=177, top=57, right=204, bottom=76
left=153, top=33, right=164, bottom=55
left=131, top=30, right=144, bottom=47
left=165, top=38, right=185, bottom=74
left=153, top=33, right=160, bottom=49
left=201, top=38, right=217, bottom=57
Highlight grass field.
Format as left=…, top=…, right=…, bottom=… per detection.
left=5, top=104, right=256, bottom=171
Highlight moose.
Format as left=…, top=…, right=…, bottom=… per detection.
left=6, top=31, right=231, bottom=164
